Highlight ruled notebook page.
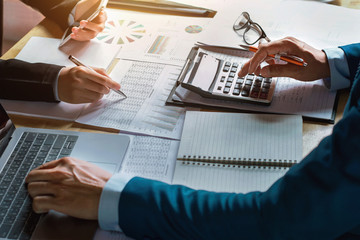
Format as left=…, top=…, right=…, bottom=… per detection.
left=173, top=111, right=302, bottom=193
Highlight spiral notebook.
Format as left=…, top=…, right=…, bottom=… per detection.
left=172, top=111, right=303, bottom=193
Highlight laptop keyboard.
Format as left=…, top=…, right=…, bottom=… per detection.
left=0, top=131, right=78, bottom=240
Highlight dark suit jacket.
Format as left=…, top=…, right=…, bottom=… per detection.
left=118, top=43, right=360, bottom=240
left=0, top=59, right=63, bottom=101
left=21, top=0, right=78, bottom=30
left=0, top=0, right=79, bottom=101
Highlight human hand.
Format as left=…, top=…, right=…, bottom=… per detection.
left=25, top=157, right=113, bottom=220
left=57, top=66, right=121, bottom=103
left=71, top=0, right=107, bottom=41
left=238, top=37, right=330, bottom=81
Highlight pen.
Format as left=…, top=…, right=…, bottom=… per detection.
left=239, top=45, right=308, bottom=67
left=68, top=55, right=127, bottom=98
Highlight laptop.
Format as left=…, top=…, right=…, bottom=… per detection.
left=0, top=102, right=130, bottom=240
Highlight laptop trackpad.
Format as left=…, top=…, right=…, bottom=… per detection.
left=71, top=133, right=130, bottom=174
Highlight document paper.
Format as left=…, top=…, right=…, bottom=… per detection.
left=77, top=60, right=186, bottom=140
left=173, top=111, right=303, bottom=193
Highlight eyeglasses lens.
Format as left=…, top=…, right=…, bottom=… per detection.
left=244, top=24, right=262, bottom=45
left=234, top=12, right=250, bottom=30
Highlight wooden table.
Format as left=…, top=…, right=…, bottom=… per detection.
left=0, top=16, right=349, bottom=158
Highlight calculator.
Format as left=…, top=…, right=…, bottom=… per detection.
left=178, top=46, right=277, bottom=105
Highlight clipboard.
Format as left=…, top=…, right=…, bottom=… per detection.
left=166, top=44, right=339, bottom=124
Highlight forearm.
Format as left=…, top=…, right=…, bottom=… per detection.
left=0, top=59, right=62, bottom=102
left=119, top=177, right=265, bottom=240
left=340, top=43, right=360, bottom=84
left=117, top=105, right=360, bottom=240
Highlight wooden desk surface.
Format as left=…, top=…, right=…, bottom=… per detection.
left=1, top=16, right=349, bottom=157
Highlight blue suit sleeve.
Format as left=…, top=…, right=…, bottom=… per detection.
left=118, top=104, right=360, bottom=240
left=340, top=43, right=360, bottom=84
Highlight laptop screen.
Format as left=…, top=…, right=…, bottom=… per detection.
left=0, top=103, right=15, bottom=158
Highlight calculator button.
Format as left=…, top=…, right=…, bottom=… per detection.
left=234, top=83, right=242, bottom=89
left=261, top=88, right=269, bottom=93
left=220, top=76, right=226, bottom=82
left=229, top=72, right=236, bottom=77
left=232, top=63, right=239, bottom=68
left=253, top=80, right=262, bottom=87
left=241, top=90, right=250, bottom=97
left=233, top=89, right=240, bottom=95
left=227, top=77, right=234, bottom=83
left=245, top=80, right=253, bottom=86
left=223, top=66, right=230, bottom=72
left=250, top=90, right=260, bottom=98
left=263, top=83, right=271, bottom=89
left=236, top=77, right=244, bottom=84
left=252, top=86, right=261, bottom=92
left=246, top=75, right=255, bottom=80
left=217, top=86, right=222, bottom=91
left=255, top=76, right=263, bottom=81
left=243, top=85, right=251, bottom=91
left=259, top=92, right=268, bottom=99
left=223, top=87, right=231, bottom=94
left=225, top=62, right=231, bottom=67
left=230, top=67, right=237, bottom=73
left=264, top=77, right=272, bottom=83
left=225, top=82, right=232, bottom=88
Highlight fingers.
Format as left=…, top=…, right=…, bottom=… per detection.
left=260, top=64, right=304, bottom=78
left=31, top=196, right=55, bottom=214
left=58, top=66, right=121, bottom=103
left=238, top=37, right=308, bottom=78
left=75, top=67, right=120, bottom=91
left=26, top=169, right=58, bottom=183
left=87, top=67, right=120, bottom=90
left=27, top=182, right=57, bottom=198
left=71, top=9, right=107, bottom=41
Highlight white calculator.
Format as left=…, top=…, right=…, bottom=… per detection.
left=178, top=46, right=277, bottom=105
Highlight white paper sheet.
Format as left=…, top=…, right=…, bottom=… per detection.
left=198, top=0, right=360, bottom=49
left=97, top=8, right=212, bottom=66
left=77, top=59, right=186, bottom=140
left=16, top=36, right=120, bottom=69
left=120, top=135, right=179, bottom=183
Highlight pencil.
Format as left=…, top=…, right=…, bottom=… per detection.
left=68, top=55, right=127, bottom=98
left=239, top=45, right=307, bottom=67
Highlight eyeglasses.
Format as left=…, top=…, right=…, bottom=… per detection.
left=233, top=12, right=271, bottom=45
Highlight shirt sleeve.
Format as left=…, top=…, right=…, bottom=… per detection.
left=98, top=173, right=134, bottom=232
left=53, top=68, right=63, bottom=101
left=323, top=48, right=351, bottom=91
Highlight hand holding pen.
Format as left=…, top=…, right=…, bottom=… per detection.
left=56, top=55, right=126, bottom=104
left=238, top=37, right=331, bottom=82
left=69, top=55, right=127, bottom=98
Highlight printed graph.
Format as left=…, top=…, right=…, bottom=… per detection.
left=185, top=25, right=203, bottom=34
left=147, top=35, right=170, bottom=55
left=97, top=19, right=146, bottom=45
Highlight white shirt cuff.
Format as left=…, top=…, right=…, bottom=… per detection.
left=53, top=68, right=62, bottom=101
left=98, top=173, right=134, bottom=232
left=323, top=48, right=350, bottom=91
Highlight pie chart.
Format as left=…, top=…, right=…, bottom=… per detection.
left=97, top=19, right=146, bottom=45
left=185, top=25, right=203, bottom=34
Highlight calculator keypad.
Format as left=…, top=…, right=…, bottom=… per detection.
left=213, top=61, right=276, bottom=104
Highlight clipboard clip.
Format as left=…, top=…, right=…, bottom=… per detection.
left=176, top=47, right=199, bottom=86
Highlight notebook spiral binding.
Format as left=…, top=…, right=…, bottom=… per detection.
left=178, top=155, right=297, bottom=169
